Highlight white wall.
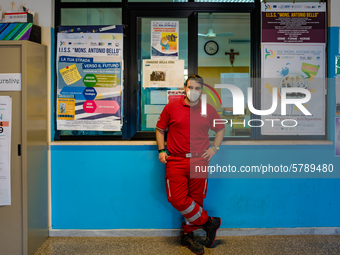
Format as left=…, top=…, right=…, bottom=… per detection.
left=330, top=0, right=340, bottom=27
left=0, top=0, right=53, bottom=27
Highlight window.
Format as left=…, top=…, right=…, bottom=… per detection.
left=137, top=18, right=188, bottom=132
left=54, top=0, right=326, bottom=141
left=198, top=12, right=251, bottom=138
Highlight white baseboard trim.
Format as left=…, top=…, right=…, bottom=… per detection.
left=49, top=227, right=340, bottom=237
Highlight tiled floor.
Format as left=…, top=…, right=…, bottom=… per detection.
left=34, top=235, right=340, bottom=255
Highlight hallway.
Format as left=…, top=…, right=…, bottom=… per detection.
left=34, top=235, right=340, bottom=255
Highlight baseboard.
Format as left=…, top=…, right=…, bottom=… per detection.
left=49, top=227, right=340, bottom=237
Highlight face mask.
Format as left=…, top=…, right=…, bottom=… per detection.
left=187, top=89, right=201, bottom=102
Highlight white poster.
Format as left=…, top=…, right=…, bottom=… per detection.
left=261, top=43, right=325, bottom=135
left=151, top=21, right=179, bottom=59
left=0, top=96, right=12, bottom=206
left=143, top=60, right=184, bottom=88
left=56, top=30, right=123, bottom=131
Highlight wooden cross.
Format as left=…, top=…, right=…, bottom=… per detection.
left=225, top=49, right=239, bottom=66
left=10, top=2, right=15, bottom=11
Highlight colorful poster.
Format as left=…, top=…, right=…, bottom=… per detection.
left=0, top=96, right=11, bottom=206
left=56, top=27, right=123, bottom=131
left=151, top=21, right=179, bottom=59
left=143, top=60, right=184, bottom=88
left=57, top=56, right=122, bottom=131
left=261, top=2, right=326, bottom=43
left=261, top=43, right=325, bottom=135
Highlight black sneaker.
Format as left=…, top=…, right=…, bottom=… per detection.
left=202, top=217, right=221, bottom=248
left=181, top=232, right=204, bottom=254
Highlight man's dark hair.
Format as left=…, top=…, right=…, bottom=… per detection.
left=185, top=74, right=204, bottom=88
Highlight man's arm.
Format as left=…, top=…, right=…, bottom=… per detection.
left=202, top=128, right=225, bottom=161
left=213, top=128, right=225, bottom=147
left=156, top=128, right=168, bottom=164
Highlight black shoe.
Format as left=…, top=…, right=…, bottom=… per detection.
left=202, top=217, right=221, bottom=248
left=181, top=232, right=204, bottom=254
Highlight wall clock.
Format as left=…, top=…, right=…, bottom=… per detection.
left=204, top=40, right=219, bottom=55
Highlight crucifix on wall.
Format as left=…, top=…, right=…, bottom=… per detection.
left=225, top=49, right=239, bottom=66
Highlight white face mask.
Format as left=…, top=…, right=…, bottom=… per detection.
left=187, top=89, right=201, bottom=102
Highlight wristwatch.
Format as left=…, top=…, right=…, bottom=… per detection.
left=211, top=145, right=220, bottom=152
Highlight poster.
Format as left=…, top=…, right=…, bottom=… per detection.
left=151, top=21, right=179, bottom=59
left=261, top=44, right=325, bottom=135
left=57, top=27, right=123, bottom=131
left=143, top=60, right=184, bottom=88
left=0, top=96, right=11, bottom=206
left=262, top=2, right=326, bottom=43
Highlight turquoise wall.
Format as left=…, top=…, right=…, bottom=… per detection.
left=51, top=145, right=340, bottom=229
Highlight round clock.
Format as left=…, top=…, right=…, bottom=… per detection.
left=204, top=40, right=219, bottom=55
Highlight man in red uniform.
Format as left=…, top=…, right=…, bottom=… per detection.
left=156, top=74, right=225, bottom=254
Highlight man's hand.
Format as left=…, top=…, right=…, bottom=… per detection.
left=159, top=152, right=169, bottom=164
left=202, top=147, right=216, bottom=161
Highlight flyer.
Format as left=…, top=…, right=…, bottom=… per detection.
left=143, top=60, right=184, bottom=88
left=151, top=21, right=179, bottom=59
left=261, top=43, right=325, bottom=135
left=0, top=96, right=11, bottom=206
left=56, top=28, right=123, bottom=131
left=261, top=2, right=326, bottom=43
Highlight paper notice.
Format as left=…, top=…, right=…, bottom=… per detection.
left=59, top=64, right=82, bottom=85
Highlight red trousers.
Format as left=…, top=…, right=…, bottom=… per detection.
left=165, top=156, right=209, bottom=233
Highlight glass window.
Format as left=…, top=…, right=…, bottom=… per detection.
left=61, top=8, right=122, bottom=26
left=198, top=12, right=251, bottom=138
left=137, top=18, right=188, bottom=131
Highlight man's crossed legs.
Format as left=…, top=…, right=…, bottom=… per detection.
left=165, top=156, right=221, bottom=254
